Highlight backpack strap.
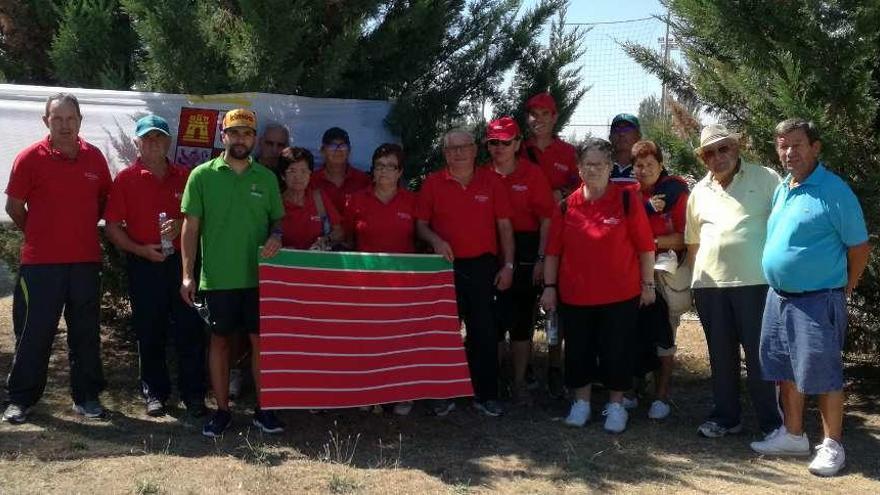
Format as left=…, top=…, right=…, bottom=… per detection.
left=312, top=190, right=331, bottom=235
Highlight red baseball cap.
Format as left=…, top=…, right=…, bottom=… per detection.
left=486, top=116, right=520, bottom=141
left=526, top=92, right=558, bottom=114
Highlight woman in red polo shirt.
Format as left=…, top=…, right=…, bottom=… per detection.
left=484, top=116, right=555, bottom=406
left=540, top=137, right=655, bottom=434
left=277, top=147, right=343, bottom=250
left=344, top=143, right=418, bottom=416
left=345, top=143, right=416, bottom=254
left=631, top=140, right=690, bottom=420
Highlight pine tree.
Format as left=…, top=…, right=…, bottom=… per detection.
left=119, top=0, right=583, bottom=179
left=49, top=0, right=139, bottom=89
left=494, top=5, right=587, bottom=138
left=0, top=0, right=59, bottom=84
left=626, top=0, right=880, bottom=353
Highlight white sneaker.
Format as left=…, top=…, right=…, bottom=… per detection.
left=647, top=400, right=670, bottom=419
left=750, top=426, right=810, bottom=456
left=809, top=438, right=846, bottom=477
left=393, top=401, right=413, bottom=416
left=228, top=368, right=243, bottom=400
left=564, top=400, right=591, bottom=427
left=603, top=402, right=628, bottom=433
left=621, top=396, right=638, bottom=410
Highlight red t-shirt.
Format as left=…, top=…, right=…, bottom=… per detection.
left=639, top=175, right=688, bottom=237
left=523, top=137, right=579, bottom=192
left=5, top=137, right=111, bottom=264
left=104, top=159, right=189, bottom=250
left=281, top=189, right=341, bottom=249
left=546, top=183, right=655, bottom=306
left=345, top=187, right=417, bottom=253
left=415, top=166, right=513, bottom=258
left=309, top=165, right=371, bottom=214
left=487, top=158, right=557, bottom=233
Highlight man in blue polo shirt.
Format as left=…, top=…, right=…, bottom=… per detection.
left=750, top=118, right=871, bottom=477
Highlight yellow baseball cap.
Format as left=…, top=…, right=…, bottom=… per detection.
left=222, top=108, right=257, bottom=131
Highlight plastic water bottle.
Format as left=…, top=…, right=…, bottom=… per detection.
left=545, top=310, right=559, bottom=346
left=158, top=212, right=175, bottom=256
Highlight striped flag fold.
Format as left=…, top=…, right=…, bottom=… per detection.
left=259, top=249, right=473, bottom=409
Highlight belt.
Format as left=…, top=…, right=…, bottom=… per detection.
left=774, top=287, right=844, bottom=298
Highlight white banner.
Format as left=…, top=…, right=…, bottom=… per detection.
left=0, top=84, right=398, bottom=221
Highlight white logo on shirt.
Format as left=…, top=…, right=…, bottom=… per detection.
left=603, top=217, right=621, bottom=225
left=474, top=194, right=489, bottom=203
left=512, top=184, right=528, bottom=192
left=554, top=162, right=568, bottom=171
left=310, top=215, right=322, bottom=222
left=397, top=212, right=412, bottom=220
left=84, top=172, right=99, bottom=181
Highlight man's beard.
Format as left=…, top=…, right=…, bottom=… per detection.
left=228, top=144, right=252, bottom=160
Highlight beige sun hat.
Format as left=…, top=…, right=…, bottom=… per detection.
left=696, top=123, right=741, bottom=153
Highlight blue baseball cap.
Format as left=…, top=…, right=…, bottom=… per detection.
left=135, top=114, right=171, bottom=137
left=611, top=113, right=640, bottom=130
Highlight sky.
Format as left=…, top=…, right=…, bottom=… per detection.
left=522, top=0, right=670, bottom=139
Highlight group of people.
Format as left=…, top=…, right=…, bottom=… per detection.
left=1, top=91, right=869, bottom=478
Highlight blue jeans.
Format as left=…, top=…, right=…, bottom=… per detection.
left=760, top=287, right=846, bottom=394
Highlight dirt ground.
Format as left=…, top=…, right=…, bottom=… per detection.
left=0, top=295, right=878, bottom=494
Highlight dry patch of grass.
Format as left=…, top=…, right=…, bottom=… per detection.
left=1, top=300, right=879, bottom=494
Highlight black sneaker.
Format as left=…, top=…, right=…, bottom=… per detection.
left=253, top=409, right=285, bottom=434
left=2, top=403, right=30, bottom=424
left=547, top=367, right=565, bottom=400
left=525, top=364, right=540, bottom=391
left=185, top=399, right=208, bottom=419
left=202, top=409, right=232, bottom=438
left=473, top=399, right=504, bottom=417
left=145, top=398, right=166, bottom=417
left=429, top=399, right=455, bottom=417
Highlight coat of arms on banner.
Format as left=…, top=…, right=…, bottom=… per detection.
left=174, top=107, right=225, bottom=168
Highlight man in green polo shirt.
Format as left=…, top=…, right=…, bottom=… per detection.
left=179, top=108, right=285, bottom=437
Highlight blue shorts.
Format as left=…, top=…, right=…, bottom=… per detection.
left=759, top=287, right=846, bottom=394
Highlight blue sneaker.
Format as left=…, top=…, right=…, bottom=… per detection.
left=73, top=400, right=106, bottom=419
left=202, top=409, right=232, bottom=438
left=253, top=409, right=284, bottom=434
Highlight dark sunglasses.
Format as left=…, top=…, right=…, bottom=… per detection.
left=699, top=144, right=732, bottom=160
left=487, top=139, right=515, bottom=147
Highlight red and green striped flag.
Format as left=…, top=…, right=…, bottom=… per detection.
left=258, top=249, right=474, bottom=409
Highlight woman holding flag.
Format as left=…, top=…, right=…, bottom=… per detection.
left=276, top=147, right=344, bottom=250
left=344, top=143, right=419, bottom=415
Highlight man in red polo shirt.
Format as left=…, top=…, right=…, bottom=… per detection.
left=104, top=114, right=207, bottom=418
left=522, top=92, right=578, bottom=397
left=416, top=128, right=515, bottom=417
left=309, top=127, right=371, bottom=213
left=2, top=93, right=112, bottom=424
left=523, top=92, right=579, bottom=201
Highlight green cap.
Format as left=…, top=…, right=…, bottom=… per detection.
left=135, top=114, right=171, bottom=137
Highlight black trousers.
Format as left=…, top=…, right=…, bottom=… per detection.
left=494, top=232, right=540, bottom=342
left=6, top=263, right=104, bottom=407
left=561, top=297, right=640, bottom=392
left=454, top=254, right=498, bottom=401
left=693, top=285, right=782, bottom=433
left=127, top=253, right=206, bottom=403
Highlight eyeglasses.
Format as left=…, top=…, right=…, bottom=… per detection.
left=487, top=139, right=515, bottom=147
left=373, top=162, right=400, bottom=171
left=325, top=142, right=349, bottom=151
left=444, top=144, right=473, bottom=154
left=699, top=144, right=732, bottom=160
